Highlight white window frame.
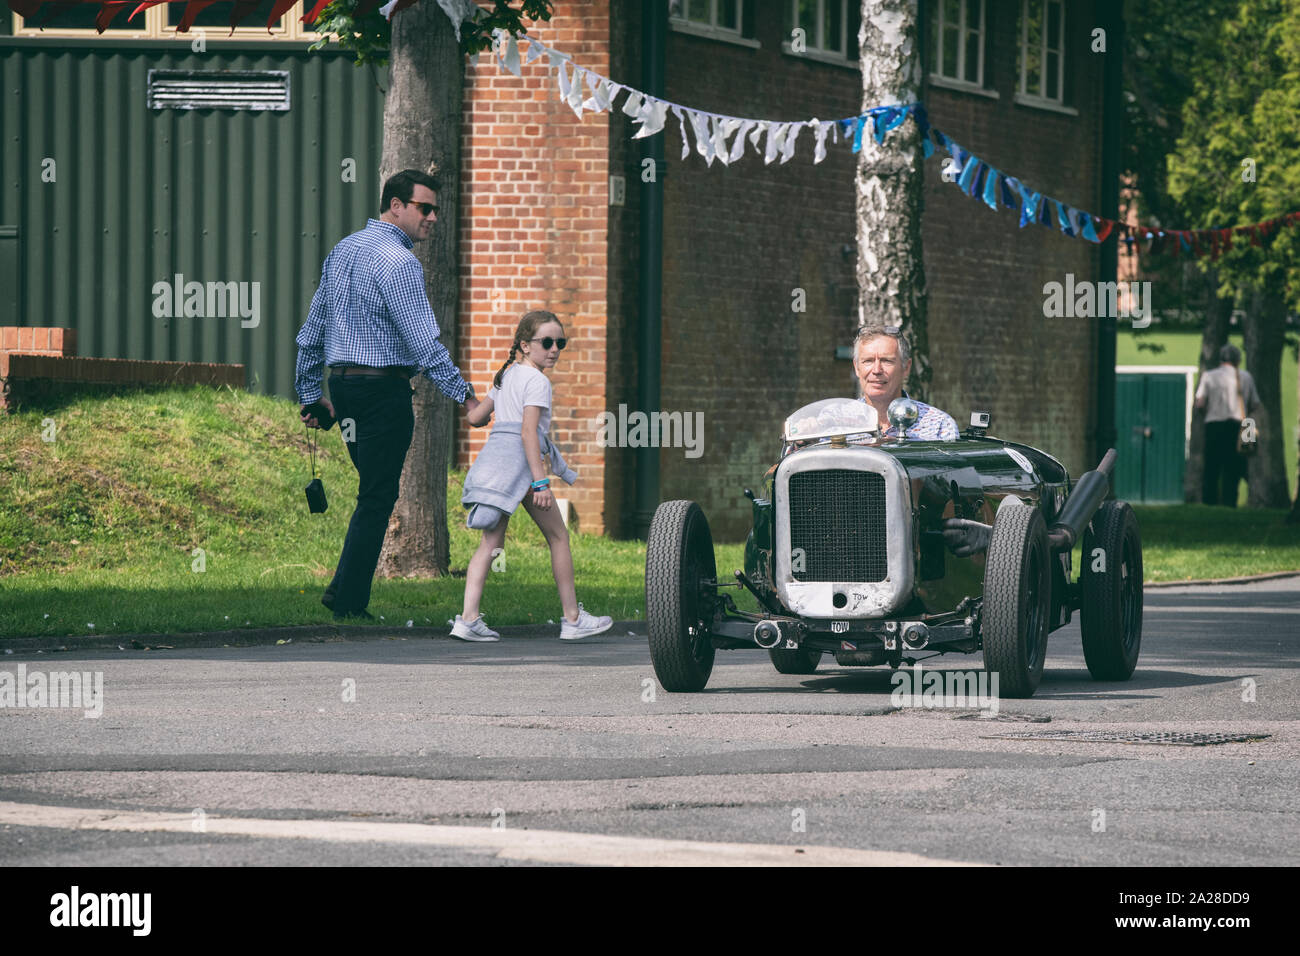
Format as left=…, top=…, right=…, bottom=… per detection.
left=1017, top=0, right=1067, bottom=106
left=669, top=0, right=757, bottom=48
left=782, top=0, right=853, bottom=61
left=12, top=6, right=320, bottom=41
left=930, top=0, right=987, bottom=89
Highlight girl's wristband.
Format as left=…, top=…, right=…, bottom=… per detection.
left=530, top=478, right=551, bottom=491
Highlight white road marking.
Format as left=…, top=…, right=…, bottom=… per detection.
left=0, top=800, right=982, bottom=867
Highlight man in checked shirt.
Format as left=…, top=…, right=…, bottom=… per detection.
left=295, top=169, right=482, bottom=621
left=854, top=324, right=959, bottom=440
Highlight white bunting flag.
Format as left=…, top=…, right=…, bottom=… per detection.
left=780, top=122, right=804, bottom=163
left=729, top=120, right=756, bottom=163
left=764, top=123, right=790, bottom=165
left=672, top=106, right=691, bottom=159
left=811, top=119, right=831, bottom=163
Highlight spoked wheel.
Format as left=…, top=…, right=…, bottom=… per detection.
left=981, top=503, right=1051, bottom=699
left=645, top=500, right=718, bottom=692
left=768, top=646, right=823, bottom=675
left=1080, top=500, right=1143, bottom=681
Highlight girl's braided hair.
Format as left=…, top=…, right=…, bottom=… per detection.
left=493, top=310, right=562, bottom=389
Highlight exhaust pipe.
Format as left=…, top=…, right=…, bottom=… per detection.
left=1049, top=448, right=1117, bottom=552
left=754, top=621, right=782, bottom=649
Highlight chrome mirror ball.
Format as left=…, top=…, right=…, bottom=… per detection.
left=887, top=397, right=920, bottom=433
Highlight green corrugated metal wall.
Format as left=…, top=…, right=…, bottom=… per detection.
left=0, top=42, right=385, bottom=399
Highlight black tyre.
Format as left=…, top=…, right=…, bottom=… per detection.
left=981, top=503, right=1051, bottom=698
left=1080, top=500, right=1143, bottom=681
left=768, top=646, right=823, bottom=674
left=645, top=500, right=717, bottom=692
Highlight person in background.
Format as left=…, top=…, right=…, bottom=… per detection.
left=1195, top=343, right=1260, bottom=507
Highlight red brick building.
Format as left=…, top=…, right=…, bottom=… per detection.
left=458, top=0, right=1110, bottom=538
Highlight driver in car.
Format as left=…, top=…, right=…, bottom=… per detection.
left=854, top=324, right=959, bottom=440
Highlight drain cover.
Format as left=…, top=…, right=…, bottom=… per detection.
left=984, top=730, right=1270, bottom=746
left=954, top=712, right=1051, bottom=723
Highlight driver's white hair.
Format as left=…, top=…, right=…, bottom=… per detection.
left=854, top=324, right=910, bottom=363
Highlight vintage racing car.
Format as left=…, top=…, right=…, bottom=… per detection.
left=645, top=397, right=1143, bottom=698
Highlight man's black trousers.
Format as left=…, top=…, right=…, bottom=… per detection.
left=325, top=374, right=415, bottom=613
left=1202, top=418, right=1244, bottom=507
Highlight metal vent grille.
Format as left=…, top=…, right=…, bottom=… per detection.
left=985, top=730, right=1271, bottom=746
left=147, top=70, right=290, bottom=111
left=788, top=470, right=888, bottom=582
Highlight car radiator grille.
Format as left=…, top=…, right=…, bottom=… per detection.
left=788, top=470, right=889, bottom=582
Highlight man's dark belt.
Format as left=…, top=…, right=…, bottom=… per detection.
left=329, top=365, right=415, bottom=379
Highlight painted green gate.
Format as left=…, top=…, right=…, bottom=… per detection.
left=1114, top=367, right=1195, bottom=503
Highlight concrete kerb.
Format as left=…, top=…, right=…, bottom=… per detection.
left=1143, top=570, right=1300, bottom=589
left=0, top=621, right=646, bottom=654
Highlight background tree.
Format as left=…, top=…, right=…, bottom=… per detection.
left=1167, top=0, right=1300, bottom=511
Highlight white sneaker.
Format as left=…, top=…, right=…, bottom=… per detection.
left=559, top=604, right=613, bottom=641
left=451, top=614, right=500, bottom=642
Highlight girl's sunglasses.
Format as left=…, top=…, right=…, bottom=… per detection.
left=529, top=336, right=567, bottom=350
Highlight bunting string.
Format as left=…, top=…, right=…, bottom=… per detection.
left=481, top=28, right=1300, bottom=258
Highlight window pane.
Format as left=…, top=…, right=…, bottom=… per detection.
left=824, top=0, right=842, bottom=53
left=848, top=0, right=861, bottom=58
left=1022, top=0, right=1043, bottom=94
left=169, top=0, right=281, bottom=28
left=718, top=0, right=738, bottom=30
left=966, top=0, right=981, bottom=32
left=687, top=0, right=710, bottom=23
left=965, top=28, right=980, bottom=83
left=943, top=0, right=960, bottom=29
left=943, top=23, right=959, bottom=76
left=24, top=5, right=140, bottom=29
left=1046, top=51, right=1059, bottom=99
left=1047, top=0, right=1061, bottom=50
left=798, top=0, right=817, bottom=40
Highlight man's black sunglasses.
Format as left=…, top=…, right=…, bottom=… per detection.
left=530, top=336, right=567, bottom=350
left=405, top=200, right=438, bottom=216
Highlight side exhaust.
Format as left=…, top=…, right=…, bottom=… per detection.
left=1048, top=448, right=1117, bottom=551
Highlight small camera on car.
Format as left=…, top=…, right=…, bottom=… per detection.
left=970, top=412, right=991, bottom=428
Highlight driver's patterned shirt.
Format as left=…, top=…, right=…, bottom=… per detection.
left=866, top=395, right=960, bottom=440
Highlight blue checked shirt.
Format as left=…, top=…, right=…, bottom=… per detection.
left=294, top=219, right=470, bottom=405
left=867, top=393, right=960, bottom=440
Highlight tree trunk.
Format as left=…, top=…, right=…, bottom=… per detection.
left=856, top=0, right=929, bottom=399
left=1289, top=343, right=1300, bottom=521
left=1244, top=273, right=1291, bottom=508
left=376, top=3, right=462, bottom=577
left=1184, top=267, right=1232, bottom=502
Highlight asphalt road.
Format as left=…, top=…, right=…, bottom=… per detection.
left=1, top=578, right=1297, bottom=866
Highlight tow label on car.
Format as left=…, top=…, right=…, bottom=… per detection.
left=830, top=621, right=849, bottom=633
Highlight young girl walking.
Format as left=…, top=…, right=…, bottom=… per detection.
left=454, top=310, right=613, bottom=643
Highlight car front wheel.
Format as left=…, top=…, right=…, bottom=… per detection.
left=645, top=500, right=717, bottom=692
left=981, top=503, right=1051, bottom=699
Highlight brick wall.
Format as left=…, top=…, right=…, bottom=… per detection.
left=456, top=8, right=613, bottom=533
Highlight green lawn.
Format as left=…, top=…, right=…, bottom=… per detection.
left=1118, top=327, right=1299, bottom=500
left=0, top=386, right=1296, bottom=639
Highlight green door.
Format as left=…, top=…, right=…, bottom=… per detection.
left=1114, top=369, right=1191, bottom=503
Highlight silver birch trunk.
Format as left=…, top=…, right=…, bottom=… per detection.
left=856, top=0, right=929, bottom=398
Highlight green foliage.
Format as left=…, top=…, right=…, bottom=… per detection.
left=307, top=0, right=554, bottom=68
left=1166, top=0, right=1300, bottom=303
